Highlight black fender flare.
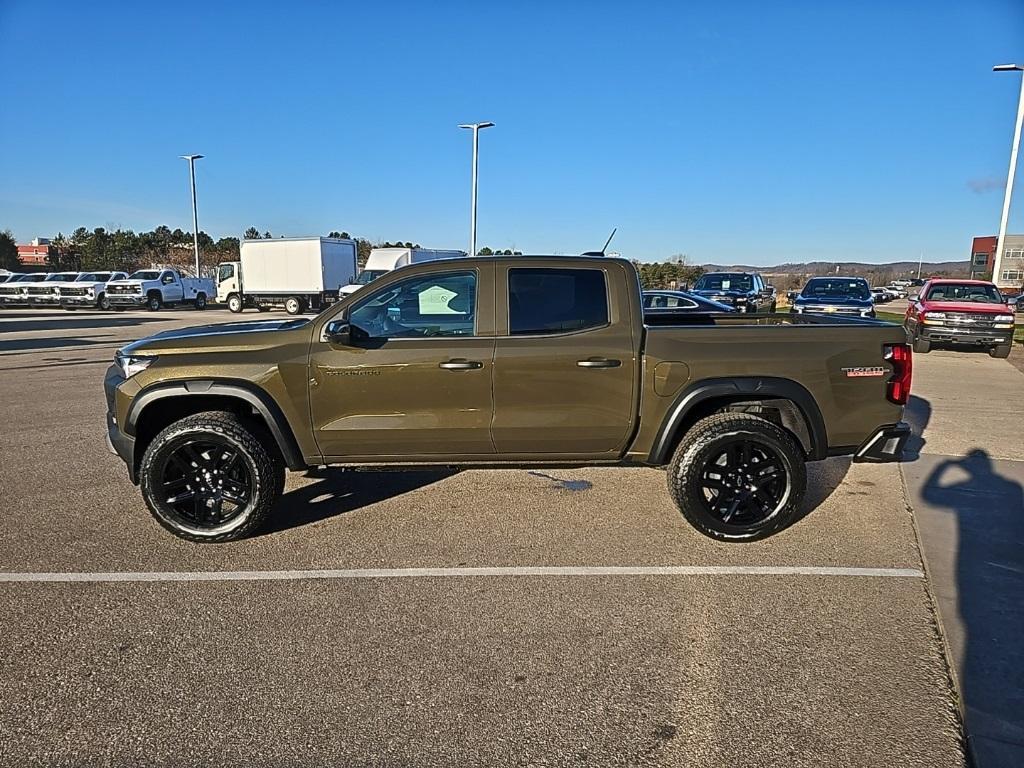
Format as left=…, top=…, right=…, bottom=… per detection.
left=124, top=379, right=307, bottom=470
left=648, top=376, right=828, bottom=464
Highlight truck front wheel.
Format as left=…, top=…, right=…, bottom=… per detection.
left=227, top=294, right=243, bottom=313
left=146, top=292, right=162, bottom=311
left=285, top=296, right=304, bottom=315
left=666, top=412, right=806, bottom=542
left=138, top=411, right=284, bottom=543
left=990, top=343, right=1011, bottom=359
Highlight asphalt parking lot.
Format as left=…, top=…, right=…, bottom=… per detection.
left=4, top=306, right=1017, bottom=767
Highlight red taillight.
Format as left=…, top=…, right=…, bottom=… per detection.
left=884, top=343, right=912, bottom=405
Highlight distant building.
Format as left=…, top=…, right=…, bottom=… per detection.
left=970, top=234, right=1023, bottom=290
left=17, top=239, right=54, bottom=267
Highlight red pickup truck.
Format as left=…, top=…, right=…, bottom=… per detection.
left=904, top=279, right=1016, bottom=358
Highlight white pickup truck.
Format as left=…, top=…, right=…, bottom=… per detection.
left=58, top=271, right=128, bottom=310
left=105, top=268, right=215, bottom=311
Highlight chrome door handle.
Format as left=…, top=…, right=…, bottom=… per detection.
left=439, top=360, right=483, bottom=370
left=576, top=358, right=621, bottom=368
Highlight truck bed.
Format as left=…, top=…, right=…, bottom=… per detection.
left=642, top=310, right=895, bottom=328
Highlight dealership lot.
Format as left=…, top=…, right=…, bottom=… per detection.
left=5, top=307, right=1019, bottom=766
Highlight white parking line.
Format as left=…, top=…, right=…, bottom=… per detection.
left=0, top=565, right=924, bottom=584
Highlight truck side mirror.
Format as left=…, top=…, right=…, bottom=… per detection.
left=323, top=319, right=352, bottom=346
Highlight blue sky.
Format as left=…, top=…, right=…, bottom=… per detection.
left=1, top=0, right=1022, bottom=264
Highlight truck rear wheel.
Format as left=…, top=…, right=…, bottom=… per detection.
left=990, top=343, right=1011, bottom=359
left=666, top=413, right=806, bottom=542
left=193, top=293, right=207, bottom=310
left=138, top=411, right=284, bottom=543
left=227, top=294, right=243, bottom=313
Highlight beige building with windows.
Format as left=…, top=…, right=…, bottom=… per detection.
left=970, top=234, right=1024, bottom=290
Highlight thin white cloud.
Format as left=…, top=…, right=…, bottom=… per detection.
left=967, top=176, right=1004, bottom=194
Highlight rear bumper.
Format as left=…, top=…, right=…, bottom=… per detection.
left=853, top=422, right=910, bottom=463
left=919, top=325, right=1012, bottom=346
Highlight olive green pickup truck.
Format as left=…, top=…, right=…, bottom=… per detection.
left=105, top=256, right=912, bottom=543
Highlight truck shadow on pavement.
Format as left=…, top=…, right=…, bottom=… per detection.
left=261, top=469, right=456, bottom=535
left=923, top=450, right=1024, bottom=760
left=902, top=394, right=932, bottom=461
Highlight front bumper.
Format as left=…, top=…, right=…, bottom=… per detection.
left=104, top=363, right=137, bottom=483
left=853, top=422, right=910, bottom=463
left=26, top=295, right=60, bottom=304
left=107, top=294, right=146, bottom=306
left=60, top=295, right=97, bottom=306
left=919, top=325, right=1012, bottom=346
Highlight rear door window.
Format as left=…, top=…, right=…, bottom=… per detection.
left=508, top=268, right=608, bottom=335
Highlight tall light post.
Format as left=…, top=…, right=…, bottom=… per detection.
left=991, top=65, right=1024, bottom=287
left=180, top=154, right=204, bottom=275
left=458, top=122, right=494, bottom=257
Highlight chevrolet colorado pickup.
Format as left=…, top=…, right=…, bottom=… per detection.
left=105, top=256, right=912, bottom=544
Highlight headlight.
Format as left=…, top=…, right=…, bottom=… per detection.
left=115, top=352, right=155, bottom=379
left=793, top=305, right=804, bottom=313
left=87, top=287, right=95, bottom=296
left=994, top=314, right=1014, bottom=323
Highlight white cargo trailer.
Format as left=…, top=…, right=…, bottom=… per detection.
left=339, top=247, right=467, bottom=295
left=217, top=237, right=358, bottom=315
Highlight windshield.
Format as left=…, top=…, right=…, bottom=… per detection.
left=47, top=273, right=78, bottom=282
left=693, top=273, right=753, bottom=292
left=14, top=274, right=39, bottom=282
left=77, top=273, right=111, bottom=282
left=217, top=264, right=235, bottom=282
left=355, top=269, right=388, bottom=285
left=924, top=283, right=1005, bottom=304
left=801, top=278, right=870, bottom=301
left=129, top=271, right=160, bottom=280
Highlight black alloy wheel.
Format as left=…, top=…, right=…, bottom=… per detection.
left=667, top=412, right=806, bottom=541
left=138, top=411, right=284, bottom=542
left=157, top=438, right=253, bottom=531
left=698, top=440, right=788, bottom=527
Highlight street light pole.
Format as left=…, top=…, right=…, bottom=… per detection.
left=992, top=65, right=1024, bottom=287
left=458, top=122, right=494, bottom=257
left=180, top=154, right=204, bottom=275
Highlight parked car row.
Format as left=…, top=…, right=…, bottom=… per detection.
left=0, top=269, right=214, bottom=311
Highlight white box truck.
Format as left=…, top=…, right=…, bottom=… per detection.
left=339, top=247, right=467, bottom=296
left=217, top=237, right=358, bottom=315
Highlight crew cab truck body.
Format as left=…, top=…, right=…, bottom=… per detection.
left=217, top=237, right=358, bottom=315
left=106, top=269, right=215, bottom=311
left=105, top=256, right=912, bottom=544
left=58, top=271, right=128, bottom=310
left=904, top=278, right=1016, bottom=358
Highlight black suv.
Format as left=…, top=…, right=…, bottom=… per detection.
left=690, top=272, right=775, bottom=313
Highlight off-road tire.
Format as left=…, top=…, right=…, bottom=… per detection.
left=990, top=343, right=1011, bottom=359
left=138, top=411, right=285, bottom=543
left=227, top=294, right=243, bottom=313
left=146, top=292, right=162, bottom=311
left=666, top=412, right=806, bottom=542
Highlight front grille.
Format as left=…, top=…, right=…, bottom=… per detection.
left=26, top=287, right=59, bottom=296
left=0, top=286, right=23, bottom=296
left=803, top=305, right=862, bottom=314
left=61, top=287, right=89, bottom=297
left=940, top=312, right=997, bottom=328
left=108, top=284, right=140, bottom=295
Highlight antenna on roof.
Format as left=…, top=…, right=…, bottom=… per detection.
left=580, top=227, right=617, bottom=257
